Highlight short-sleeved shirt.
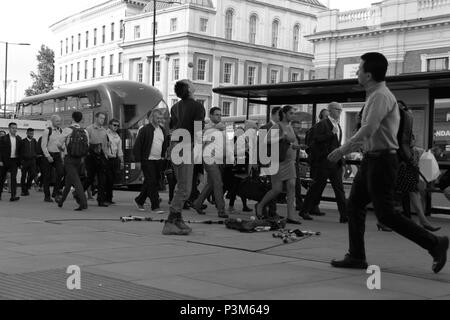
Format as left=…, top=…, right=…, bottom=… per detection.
left=170, top=98, right=205, bottom=141
left=86, top=124, right=108, bottom=155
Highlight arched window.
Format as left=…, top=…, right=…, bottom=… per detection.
left=225, top=9, right=234, bottom=40
left=293, top=24, right=300, bottom=52
left=272, top=20, right=279, bottom=48
left=249, top=14, right=257, bottom=44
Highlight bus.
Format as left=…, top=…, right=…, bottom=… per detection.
left=213, top=71, right=450, bottom=215
left=16, top=81, right=168, bottom=188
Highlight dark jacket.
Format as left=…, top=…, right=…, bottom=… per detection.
left=309, top=118, right=342, bottom=168
left=438, top=170, right=450, bottom=191
left=19, top=137, right=38, bottom=160
left=133, top=124, right=169, bottom=162
left=0, top=134, right=22, bottom=163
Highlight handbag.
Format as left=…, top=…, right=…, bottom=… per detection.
left=419, top=150, right=440, bottom=182
left=395, top=161, right=419, bottom=193
left=236, top=168, right=270, bottom=202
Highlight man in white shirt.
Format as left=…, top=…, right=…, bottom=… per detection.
left=133, top=108, right=168, bottom=214
left=0, top=122, right=22, bottom=201
left=105, top=119, right=124, bottom=205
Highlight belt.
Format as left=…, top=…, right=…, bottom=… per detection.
left=364, top=149, right=397, bottom=157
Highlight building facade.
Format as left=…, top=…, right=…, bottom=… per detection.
left=307, top=0, right=450, bottom=152
left=51, top=0, right=327, bottom=119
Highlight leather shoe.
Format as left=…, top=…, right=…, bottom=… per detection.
left=331, top=254, right=368, bottom=269
left=44, top=197, right=54, bottom=203
left=74, top=206, right=87, bottom=211
left=98, top=202, right=109, bottom=207
left=10, top=197, right=20, bottom=202
left=430, top=236, right=449, bottom=274
left=299, top=212, right=313, bottom=220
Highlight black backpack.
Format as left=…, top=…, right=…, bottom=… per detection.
left=397, top=102, right=414, bottom=164
left=67, top=127, right=89, bottom=158
left=36, top=128, right=53, bottom=156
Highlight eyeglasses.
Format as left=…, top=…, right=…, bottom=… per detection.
left=112, top=124, right=119, bottom=127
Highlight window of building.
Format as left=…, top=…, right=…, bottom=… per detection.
left=197, top=59, right=207, bottom=81
left=84, top=60, right=88, bottom=79
left=291, top=72, right=299, bottom=82
left=225, top=9, right=233, bottom=40
left=134, top=25, right=141, bottom=39
left=111, top=23, right=115, bottom=41
left=110, top=54, right=114, bottom=75
left=70, top=64, right=73, bottom=82
left=200, top=18, right=208, bottom=32
left=293, top=24, right=300, bottom=52
left=118, top=53, right=123, bottom=73
left=173, top=58, right=180, bottom=80
left=272, top=20, right=279, bottom=48
left=224, top=62, right=233, bottom=84
left=77, top=62, right=80, bottom=81
left=102, top=25, right=106, bottom=44
left=170, top=18, right=177, bottom=32
left=94, top=28, right=97, bottom=46
left=152, top=22, right=158, bottom=36
left=93, top=58, right=96, bottom=78
left=309, top=70, right=315, bottom=80
left=60, top=40, right=63, bottom=56
left=71, top=36, right=74, bottom=52
left=101, top=56, right=105, bottom=76
left=222, top=101, right=231, bottom=116
left=427, top=58, right=449, bottom=72
left=59, top=67, right=62, bottom=81
left=248, top=66, right=256, bottom=85
left=78, top=34, right=81, bottom=50
left=86, top=31, right=89, bottom=48
left=65, top=38, right=68, bottom=54
left=120, top=20, right=124, bottom=39
left=65, top=65, right=68, bottom=83
left=270, top=69, right=279, bottom=84
left=249, top=14, right=257, bottom=44
left=137, top=63, right=143, bottom=82
left=155, top=60, right=161, bottom=82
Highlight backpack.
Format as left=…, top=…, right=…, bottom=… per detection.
left=67, top=126, right=89, bottom=158
left=397, top=103, right=414, bottom=164
left=36, top=127, right=53, bottom=156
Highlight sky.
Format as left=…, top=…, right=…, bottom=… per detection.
left=0, top=0, right=375, bottom=101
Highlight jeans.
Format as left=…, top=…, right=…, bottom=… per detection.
left=0, top=159, right=19, bottom=198
left=194, top=164, right=225, bottom=214
left=83, top=153, right=107, bottom=203
left=41, top=152, right=64, bottom=198
left=105, top=158, right=120, bottom=203
left=61, top=156, right=87, bottom=208
left=170, top=162, right=194, bottom=215
left=21, top=159, right=37, bottom=192
left=135, top=160, right=162, bottom=209
left=347, top=154, right=438, bottom=260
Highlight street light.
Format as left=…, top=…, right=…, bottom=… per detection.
left=1, top=41, right=31, bottom=118
left=151, top=0, right=182, bottom=86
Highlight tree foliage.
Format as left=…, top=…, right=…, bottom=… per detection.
left=25, top=45, right=54, bottom=96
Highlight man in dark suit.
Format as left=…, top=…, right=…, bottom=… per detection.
left=0, top=122, right=22, bottom=201
left=299, top=102, right=348, bottom=223
left=19, top=128, right=38, bottom=196
left=258, top=107, right=281, bottom=219
left=133, top=108, right=169, bottom=214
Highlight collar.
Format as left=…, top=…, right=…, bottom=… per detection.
left=329, top=117, right=340, bottom=126
left=9, top=135, right=16, bottom=139
left=71, top=123, right=81, bottom=128
left=366, top=81, right=386, bottom=97
left=27, top=137, right=33, bottom=142
left=93, top=123, right=104, bottom=129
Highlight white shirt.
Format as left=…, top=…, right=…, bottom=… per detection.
left=149, top=127, right=164, bottom=160
left=329, top=118, right=342, bottom=142
left=106, top=129, right=123, bottom=159
left=10, top=135, right=17, bottom=158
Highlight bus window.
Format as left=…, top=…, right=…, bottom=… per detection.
left=23, top=104, right=32, bottom=116
left=123, top=104, right=137, bottom=123
left=56, top=98, right=66, bottom=113
left=31, top=102, right=43, bottom=115
left=79, top=91, right=101, bottom=109
left=42, top=99, right=55, bottom=114
left=67, top=96, right=79, bottom=111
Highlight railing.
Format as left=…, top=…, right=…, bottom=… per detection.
left=418, top=0, right=450, bottom=10
left=338, top=7, right=381, bottom=23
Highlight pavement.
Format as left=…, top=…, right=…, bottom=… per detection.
left=0, top=188, right=449, bottom=300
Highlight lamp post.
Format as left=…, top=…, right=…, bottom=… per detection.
left=1, top=41, right=30, bottom=118
left=151, top=0, right=182, bottom=86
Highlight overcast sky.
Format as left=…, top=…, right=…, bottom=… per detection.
left=0, top=0, right=375, bottom=101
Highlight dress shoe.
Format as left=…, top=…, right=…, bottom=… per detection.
left=377, top=223, right=392, bottom=232
left=430, top=236, right=449, bottom=274
left=74, top=206, right=87, bottom=211
left=10, top=197, right=20, bottom=202
left=57, top=199, right=63, bottom=208
left=422, top=224, right=441, bottom=232
left=299, top=212, right=313, bottom=220
left=340, top=216, right=349, bottom=224
left=331, top=254, right=368, bottom=269
left=98, top=202, right=109, bottom=207
left=44, top=197, right=54, bottom=203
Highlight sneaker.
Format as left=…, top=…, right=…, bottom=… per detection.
left=151, top=208, right=165, bottom=215
left=174, top=218, right=192, bottom=233
left=162, top=221, right=190, bottom=235
left=134, top=199, right=145, bottom=211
